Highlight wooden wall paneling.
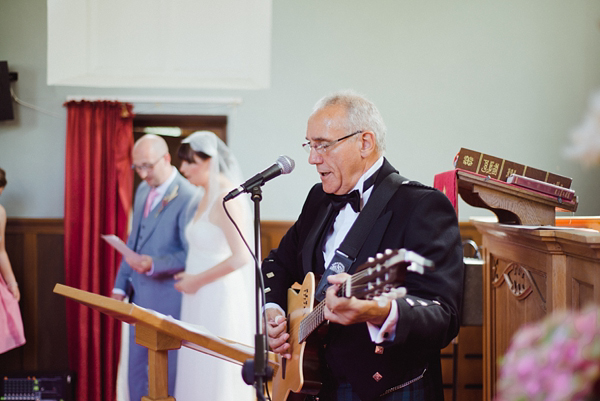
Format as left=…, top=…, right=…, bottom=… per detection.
left=36, top=233, right=68, bottom=370
left=22, top=229, right=38, bottom=371
left=0, top=219, right=67, bottom=373
left=260, top=221, right=294, bottom=259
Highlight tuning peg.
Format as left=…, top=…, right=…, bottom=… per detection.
left=374, top=292, right=396, bottom=307
left=373, top=294, right=390, bottom=307
left=409, top=262, right=425, bottom=274
left=373, top=287, right=408, bottom=307
left=391, top=287, right=407, bottom=298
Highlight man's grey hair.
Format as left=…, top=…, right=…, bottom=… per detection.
left=312, top=90, right=386, bottom=153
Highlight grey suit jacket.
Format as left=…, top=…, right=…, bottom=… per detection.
left=113, top=170, right=198, bottom=319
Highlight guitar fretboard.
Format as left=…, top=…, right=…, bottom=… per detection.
left=297, top=287, right=339, bottom=343
left=297, top=271, right=366, bottom=343
left=294, top=250, right=430, bottom=344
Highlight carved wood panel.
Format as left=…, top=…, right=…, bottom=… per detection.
left=476, top=220, right=600, bottom=401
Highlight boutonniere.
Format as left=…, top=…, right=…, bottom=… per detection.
left=155, top=185, right=179, bottom=216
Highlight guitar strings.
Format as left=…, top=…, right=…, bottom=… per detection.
left=298, top=265, right=397, bottom=341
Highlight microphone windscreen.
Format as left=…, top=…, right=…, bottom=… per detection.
left=277, top=155, right=295, bottom=174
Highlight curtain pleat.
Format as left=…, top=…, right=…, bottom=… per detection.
left=64, top=101, right=134, bottom=401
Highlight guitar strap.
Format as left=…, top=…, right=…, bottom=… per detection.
left=314, top=171, right=406, bottom=302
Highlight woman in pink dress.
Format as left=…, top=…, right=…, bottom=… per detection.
left=0, top=167, right=25, bottom=354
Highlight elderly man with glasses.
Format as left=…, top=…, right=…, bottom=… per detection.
left=262, top=91, right=464, bottom=401
left=112, top=134, right=198, bottom=401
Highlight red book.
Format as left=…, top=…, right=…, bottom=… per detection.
left=507, top=174, right=576, bottom=201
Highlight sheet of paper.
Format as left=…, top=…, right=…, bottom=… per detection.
left=500, top=225, right=599, bottom=233
left=163, top=315, right=255, bottom=358
left=102, top=234, right=142, bottom=261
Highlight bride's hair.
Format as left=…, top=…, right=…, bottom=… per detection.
left=0, top=168, right=6, bottom=189
left=177, top=143, right=211, bottom=164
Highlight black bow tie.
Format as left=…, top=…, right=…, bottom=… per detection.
left=325, top=171, right=378, bottom=213
left=327, top=190, right=361, bottom=213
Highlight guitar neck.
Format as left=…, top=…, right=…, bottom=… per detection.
left=297, top=282, right=347, bottom=343
left=296, top=269, right=378, bottom=343
left=298, top=300, right=324, bottom=343
left=296, top=249, right=432, bottom=343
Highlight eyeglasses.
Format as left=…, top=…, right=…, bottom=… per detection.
left=302, top=130, right=363, bottom=154
left=131, top=153, right=167, bottom=173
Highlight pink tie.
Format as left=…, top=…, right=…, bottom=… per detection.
left=143, top=188, right=159, bottom=218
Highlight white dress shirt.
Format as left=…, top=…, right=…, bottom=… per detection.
left=320, top=157, right=398, bottom=343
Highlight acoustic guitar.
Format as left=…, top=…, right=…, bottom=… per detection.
left=271, top=248, right=433, bottom=401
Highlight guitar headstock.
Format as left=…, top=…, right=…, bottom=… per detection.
left=345, top=249, right=434, bottom=302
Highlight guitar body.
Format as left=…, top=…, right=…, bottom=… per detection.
left=269, top=249, right=432, bottom=401
left=271, top=272, right=323, bottom=401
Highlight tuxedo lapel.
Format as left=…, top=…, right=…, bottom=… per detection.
left=344, top=159, right=403, bottom=273
left=348, top=210, right=393, bottom=274
left=302, top=203, right=334, bottom=276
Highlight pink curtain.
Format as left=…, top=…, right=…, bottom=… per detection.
left=64, top=100, right=134, bottom=401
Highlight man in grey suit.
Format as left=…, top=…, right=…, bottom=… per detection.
left=112, top=134, right=198, bottom=401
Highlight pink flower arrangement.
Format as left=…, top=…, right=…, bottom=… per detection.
left=495, top=306, right=600, bottom=401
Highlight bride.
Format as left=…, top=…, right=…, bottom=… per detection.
left=174, top=131, right=254, bottom=401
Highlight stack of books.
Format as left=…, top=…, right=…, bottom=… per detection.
left=454, top=148, right=576, bottom=202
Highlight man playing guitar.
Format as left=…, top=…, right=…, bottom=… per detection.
left=262, top=91, right=464, bottom=401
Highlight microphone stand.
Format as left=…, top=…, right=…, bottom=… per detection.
left=243, top=185, right=273, bottom=400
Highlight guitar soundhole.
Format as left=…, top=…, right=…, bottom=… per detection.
left=282, top=357, right=286, bottom=379
left=282, top=314, right=291, bottom=379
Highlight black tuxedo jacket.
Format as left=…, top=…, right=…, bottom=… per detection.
left=262, top=159, right=464, bottom=401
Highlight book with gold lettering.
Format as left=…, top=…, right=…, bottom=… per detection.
left=454, top=148, right=572, bottom=188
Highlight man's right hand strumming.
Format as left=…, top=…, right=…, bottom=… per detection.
left=265, top=308, right=291, bottom=359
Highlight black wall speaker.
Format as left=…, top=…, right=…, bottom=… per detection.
left=0, top=61, right=14, bottom=121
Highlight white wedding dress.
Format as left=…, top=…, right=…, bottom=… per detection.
left=174, top=206, right=255, bottom=401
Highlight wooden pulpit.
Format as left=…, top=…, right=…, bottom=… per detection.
left=451, top=168, right=600, bottom=400
left=53, top=283, right=278, bottom=401
left=472, top=219, right=600, bottom=401
left=456, top=170, right=577, bottom=226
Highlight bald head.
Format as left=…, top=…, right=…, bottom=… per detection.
left=132, top=134, right=173, bottom=187
left=134, top=134, right=169, bottom=155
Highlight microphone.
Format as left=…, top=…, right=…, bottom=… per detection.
left=224, top=155, right=295, bottom=201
